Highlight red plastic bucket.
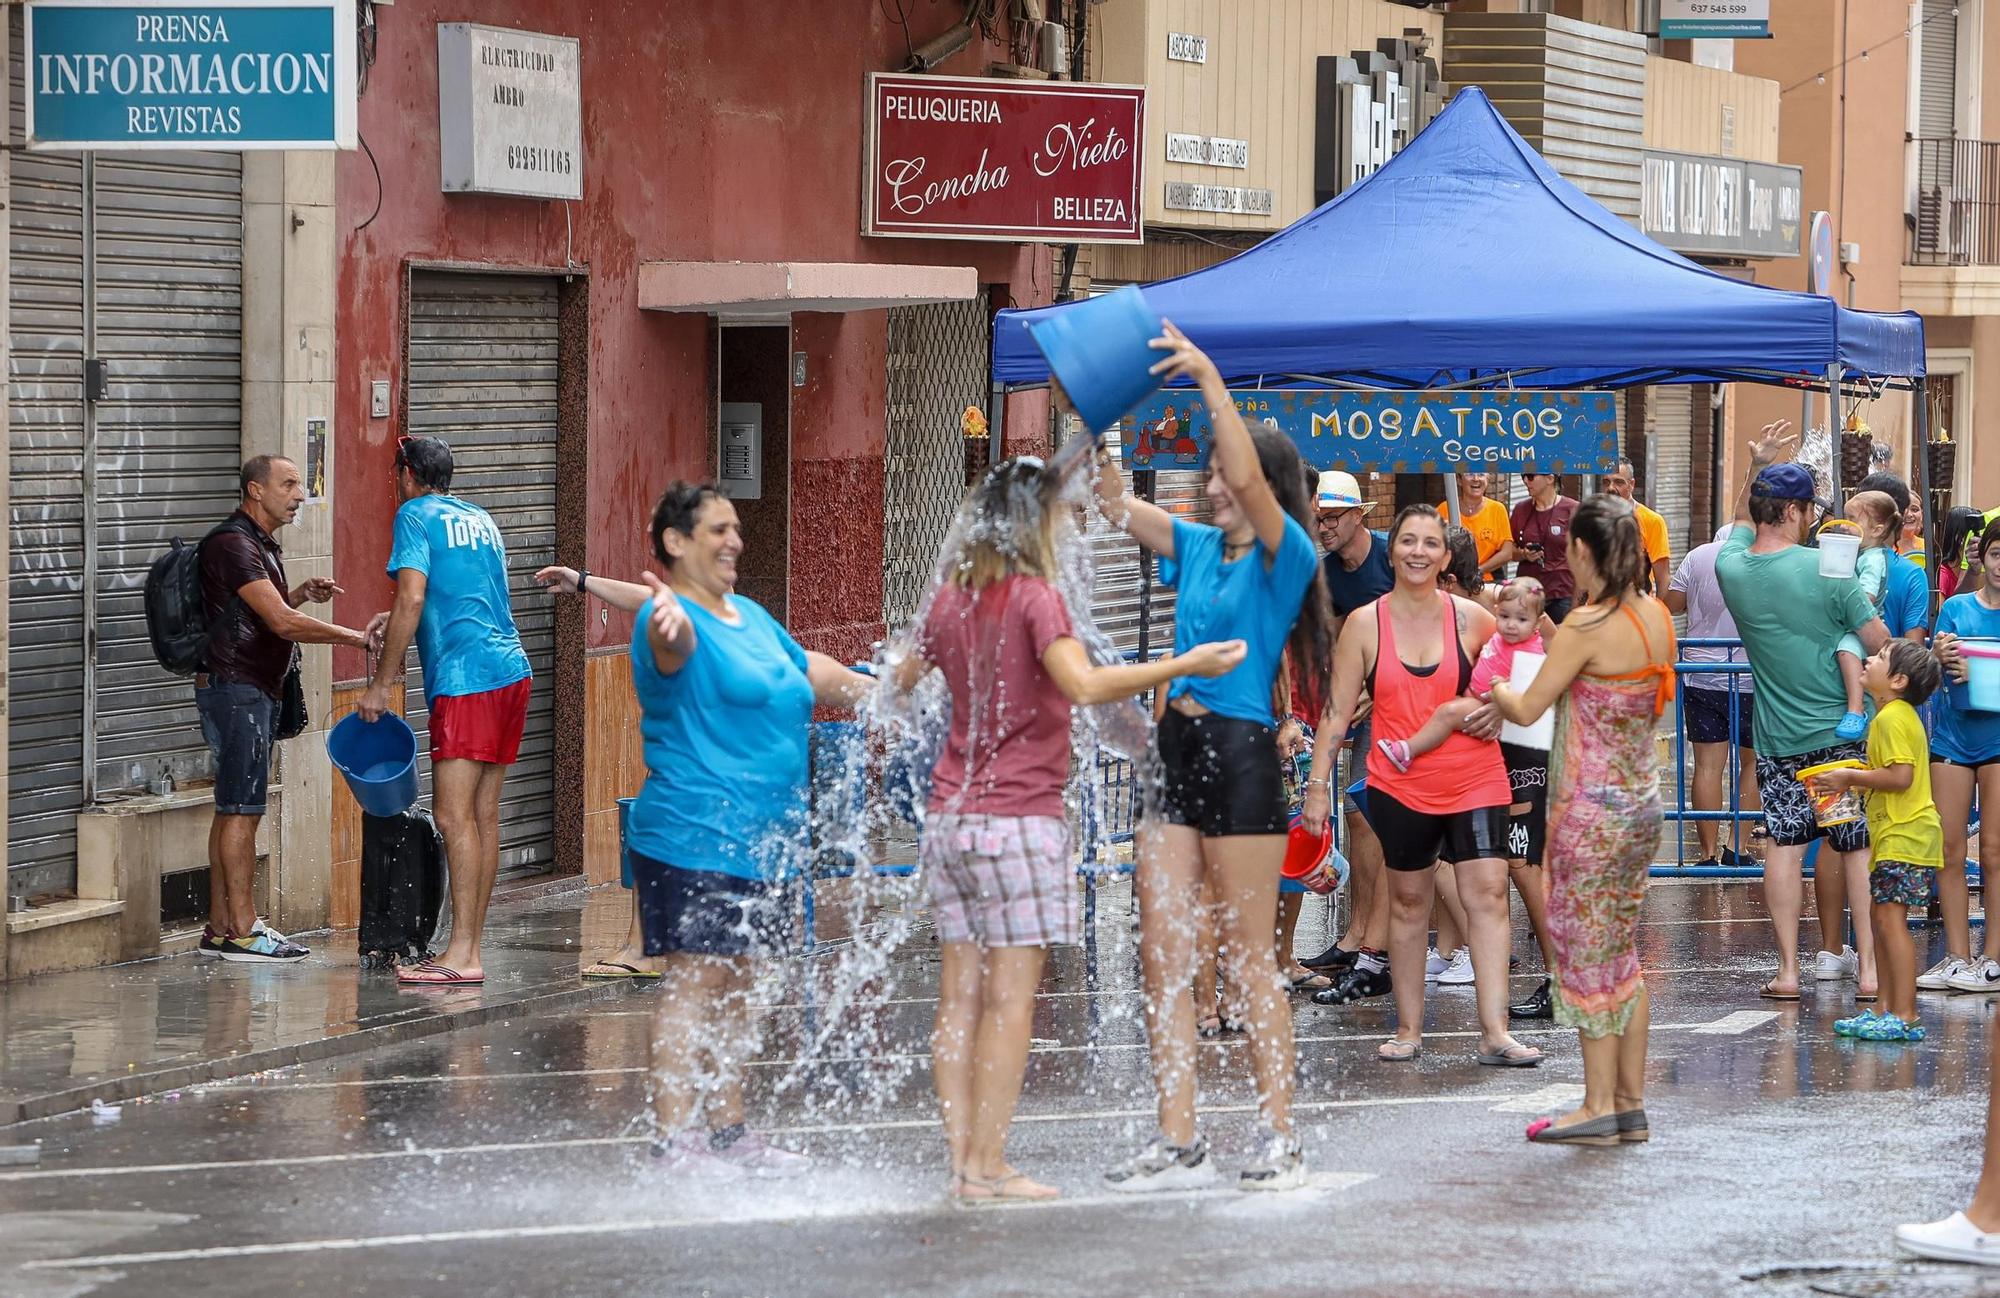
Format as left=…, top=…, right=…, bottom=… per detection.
left=1280, top=823, right=1338, bottom=894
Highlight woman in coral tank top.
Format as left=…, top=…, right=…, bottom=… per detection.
left=1302, top=506, right=1542, bottom=1066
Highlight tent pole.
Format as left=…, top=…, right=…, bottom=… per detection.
left=1827, top=363, right=1845, bottom=511
left=1913, top=376, right=1936, bottom=625
left=1444, top=472, right=1463, bottom=528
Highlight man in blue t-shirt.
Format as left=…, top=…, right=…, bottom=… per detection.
left=360, top=436, right=532, bottom=986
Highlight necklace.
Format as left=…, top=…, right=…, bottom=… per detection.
left=1223, top=537, right=1254, bottom=561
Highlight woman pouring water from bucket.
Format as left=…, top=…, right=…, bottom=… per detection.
left=1063, top=315, right=1333, bottom=1193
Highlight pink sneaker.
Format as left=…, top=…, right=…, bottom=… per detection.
left=710, top=1129, right=813, bottom=1179
left=650, top=1130, right=746, bottom=1180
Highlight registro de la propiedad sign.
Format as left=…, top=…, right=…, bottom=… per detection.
left=863, top=73, right=1144, bottom=243
left=26, top=0, right=356, bottom=150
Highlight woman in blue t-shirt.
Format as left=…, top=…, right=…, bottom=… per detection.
left=1928, top=519, right=2000, bottom=993
left=547, top=482, right=873, bottom=1180
left=1093, top=322, right=1334, bottom=1195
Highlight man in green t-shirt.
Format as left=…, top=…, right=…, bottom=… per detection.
left=1715, top=422, right=1889, bottom=1001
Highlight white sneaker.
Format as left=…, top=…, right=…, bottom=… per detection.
left=1813, top=947, right=1860, bottom=981
left=1896, top=1211, right=2000, bottom=1265
left=1917, top=955, right=1971, bottom=992
left=1238, top=1129, right=1307, bottom=1192
left=1104, top=1134, right=1220, bottom=1193
left=650, top=1130, right=747, bottom=1180
left=1948, top=956, right=2000, bottom=994
left=709, top=1129, right=812, bottom=1179
left=1436, top=947, right=1475, bottom=986
left=1424, top=947, right=1448, bottom=981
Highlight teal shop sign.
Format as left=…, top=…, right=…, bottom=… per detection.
left=26, top=0, right=357, bottom=150
left=1657, top=0, right=1770, bottom=40
left=1124, top=390, right=1622, bottom=475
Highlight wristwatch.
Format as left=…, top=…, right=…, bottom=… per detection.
left=575, top=567, right=590, bottom=597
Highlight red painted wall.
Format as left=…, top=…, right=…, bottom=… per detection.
left=333, top=0, right=1053, bottom=676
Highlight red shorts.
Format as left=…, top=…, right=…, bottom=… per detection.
left=429, top=678, right=531, bottom=765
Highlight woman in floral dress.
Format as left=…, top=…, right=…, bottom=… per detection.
left=1490, top=494, right=1675, bottom=1146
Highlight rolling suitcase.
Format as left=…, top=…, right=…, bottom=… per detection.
left=358, top=808, right=447, bottom=967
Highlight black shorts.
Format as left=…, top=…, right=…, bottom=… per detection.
left=1366, top=786, right=1512, bottom=872
left=1756, top=742, right=1870, bottom=853
left=1936, top=752, right=2000, bottom=771
left=1500, top=742, right=1548, bottom=866
left=632, top=850, right=794, bottom=958
left=1157, top=709, right=1288, bottom=838
left=1685, top=686, right=1756, bottom=746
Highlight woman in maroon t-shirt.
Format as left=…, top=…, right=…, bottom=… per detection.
left=896, top=459, right=1243, bottom=1204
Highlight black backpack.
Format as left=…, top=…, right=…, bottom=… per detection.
left=144, top=517, right=252, bottom=676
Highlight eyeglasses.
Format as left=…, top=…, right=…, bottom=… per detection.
left=1315, top=510, right=1352, bottom=527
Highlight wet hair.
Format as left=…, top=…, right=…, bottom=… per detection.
left=1845, top=490, right=1900, bottom=547
left=239, top=454, right=290, bottom=498
left=950, top=457, right=1060, bottom=590
left=1856, top=471, right=1912, bottom=517
left=1885, top=640, right=1942, bottom=706
left=1748, top=494, right=1806, bottom=529
left=1388, top=502, right=1445, bottom=548
left=1570, top=494, right=1646, bottom=602
left=397, top=435, right=454, bottom=491
left=1441, top=524, right=1481, bottom=596
left=1495, top=574, right=1546, bottom=618
left=1244, top=419, right=1334, bottom=704
left=650, top=480, right=728, bottom=567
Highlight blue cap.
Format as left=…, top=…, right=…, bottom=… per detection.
left=1750, top=463, right=1817, bottom=503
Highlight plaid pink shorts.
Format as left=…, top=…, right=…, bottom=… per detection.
left=921, top=813, right=1077, bottom=948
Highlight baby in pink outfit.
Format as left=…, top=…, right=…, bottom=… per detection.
left=1379, top=577, right=1547, bottom=772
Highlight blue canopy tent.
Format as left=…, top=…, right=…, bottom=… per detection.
left=993, top=87, right=1924, bottom=393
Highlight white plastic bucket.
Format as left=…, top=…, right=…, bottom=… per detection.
left=1818, top=531, right=1860, bottom=579
left=1962, top=640, right=2000, bottom=713
left=1499, top=651, right=1554, bottom=750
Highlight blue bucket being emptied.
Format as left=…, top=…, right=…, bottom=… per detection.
left=328, top=712, right=420, bottom=818
left=1026, top=284, right=1164, bottom=436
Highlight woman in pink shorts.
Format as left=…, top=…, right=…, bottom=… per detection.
left=898, top=458, right=1243, bottom=1204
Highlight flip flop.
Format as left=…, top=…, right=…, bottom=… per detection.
left=581, top=960, right=661, bottom=981
left=1287, top=971, right=1333, bottom=992
left=1476, top=1042, right=1544, bottom=1068
left=1758, top=978, right=1801, bottom=1002
left=398, top=963, right=484, bottom=986
left=1377, top=1039, right=1422, bottom=1062
left=954, top=1169, right=1060, bottom=1206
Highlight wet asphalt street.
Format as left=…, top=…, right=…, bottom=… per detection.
left=5, top=879, right=2000, bottom=1298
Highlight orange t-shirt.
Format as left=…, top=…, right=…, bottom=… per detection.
left=1436, top=497, right=1513, bottom=566
left=1635, top=503, right=1671, bottom=565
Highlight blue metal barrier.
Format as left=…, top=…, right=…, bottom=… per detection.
left=1658, top=638, right=1769, bottom=878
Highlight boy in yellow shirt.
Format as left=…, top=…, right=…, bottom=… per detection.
left=1811, top=640, right=1945, bottom=1043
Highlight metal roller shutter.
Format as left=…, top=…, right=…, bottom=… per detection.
left=7, top=13, right=243, bottom=902
left=404, top=272, right=559, bottom=880
left=1085, top=438, right=1211, bottom=659
left=1916, top=0, right=1960, bottom=256
left=884, top=298, right=988, bottom=632
left=1645, top=384, right=1693, bottom=575
left=90, top=155, right=245, bottom=795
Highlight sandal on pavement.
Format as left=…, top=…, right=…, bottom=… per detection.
left=398, top=963, right=484, bottom=986
left=1476, top=1041, right=1543, bottom=1068
left=1615, top=1109, right=1649, bottom=1143
left=1197, top=1014, right=1225, bottom=1040
left=1526, top=1114, right=1621, bottom=1146
left=1287, top=970, right=1333, bottom=993
left=581, top=959, right=661, bottom=981
left=955, top=1169, right=1060, bottom=1205
left=1377, top=1038, right=1422, bottom=1062
left=1758, top=978, right=1800, bottom=1001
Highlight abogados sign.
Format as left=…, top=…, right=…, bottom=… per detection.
left=863, top=73, right=1144, bottom=244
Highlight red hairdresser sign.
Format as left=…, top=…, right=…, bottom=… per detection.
left=863, top=73, right=1144, bottom=244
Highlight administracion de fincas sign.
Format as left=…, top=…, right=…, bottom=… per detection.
left=863, top=73, right=1144, bottom=243
left=26, top=0, right=358, bottom=150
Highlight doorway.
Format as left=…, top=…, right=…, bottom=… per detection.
left=718, top=327, right=792, bottom=620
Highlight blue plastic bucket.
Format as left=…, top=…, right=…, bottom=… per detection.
left=1962, top=640, right=2000, bottom=712
left=327, top=712, right=420, bottom=818
left=617, top=796, right=636, bottom=889
left=1026, top=284, right=1164, bottom=435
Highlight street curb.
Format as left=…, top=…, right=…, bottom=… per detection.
left=0, top=976, right=638, bottom=1128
